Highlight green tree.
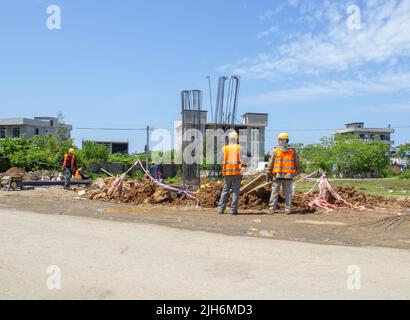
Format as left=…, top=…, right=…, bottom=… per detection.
left=395, top=143, right=410, bottom=159
left=78, top=141, right=109, bottom=163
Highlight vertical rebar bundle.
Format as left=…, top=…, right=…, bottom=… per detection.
left=181, top=90, right=203, bottom=191
left=209, top=75, right=241, bottom=177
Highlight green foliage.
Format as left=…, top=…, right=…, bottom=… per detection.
left=0, top=135, right=74, bottom=171
left=399, top=170, right=410, bottom=180
left=127, top=170, right=145, bottom=180
left=394, top=143, right=410, bottom=159
left=78, top=141, right=109, bottom=163
left=164, top=176, right=181, bottom=184
left=299, top=135, right=390, bottom=177
left=108, top=153, right=145, bottom=166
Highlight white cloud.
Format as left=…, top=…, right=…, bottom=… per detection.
left=241, top=72, right=410, bottom=105
left=259, top=10, right=274, bottom=21
left=257, top=26, right=279, bottom=39
left=222, top=0, right=410, bottom=79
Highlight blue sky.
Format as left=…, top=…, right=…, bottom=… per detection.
left=0, top=0, right=409, bottom=152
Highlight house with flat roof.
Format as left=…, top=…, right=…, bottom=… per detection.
left=332, top=122, right=395, bottom=145
left=0, top=116, right=72, bottom=139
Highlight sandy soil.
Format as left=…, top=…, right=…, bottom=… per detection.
left=1, top=187, right=410, bottom=250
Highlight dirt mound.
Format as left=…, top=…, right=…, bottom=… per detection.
left=81, top=178, right=410, bottom=211
left=84, top=178, right=184, bottom=205
left=5, top=167, right=26, bottom=175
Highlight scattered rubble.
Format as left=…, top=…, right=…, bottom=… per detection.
left=78, top=177, right=410, bottom=212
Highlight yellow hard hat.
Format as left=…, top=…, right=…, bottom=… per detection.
left=228, top=131, right=239, bottom=140
left=69, top=148, right=75, bottom=154
left=278, top=133, right=289, bottom=140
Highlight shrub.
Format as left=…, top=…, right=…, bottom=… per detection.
left=399, top=170, right=410, bottom=180
left=78, top=141, right=109, bottom=163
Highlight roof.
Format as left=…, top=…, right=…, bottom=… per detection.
left=0, top=118, right=53, bottom=127
left=0, top=117, right=72, bottom=130
left=242, top=112, right=269, bottom=116
left=332, top=127, right=395, bottom=135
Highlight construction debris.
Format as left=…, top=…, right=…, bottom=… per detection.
left=79, top=176, right=410, bottom=212
left=307, top=172, right=368, bottom=212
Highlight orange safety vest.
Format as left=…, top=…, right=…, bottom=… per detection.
left=75, top=168, right=82, bottom=180
left=63, top=153, right=76, bottom=171
left=222, top=144, right=242, bottom=176
left=272, top=148, right=296, bottom=174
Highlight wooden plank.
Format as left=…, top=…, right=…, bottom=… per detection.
left=240, top=173, right=267, bottom=195
left=247, top=181, right=270, bottom=194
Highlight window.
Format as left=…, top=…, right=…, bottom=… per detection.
left=50, top=120, right=54, bottom=127
left=12, top=128, right=20, bottom=138
left=35, top=128, right=40, bottom=135
left=0, top=128, right=6, bottom=138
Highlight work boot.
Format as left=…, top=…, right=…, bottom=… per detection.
left=268, top=208, right=276, bottom=215
left=286, top=210, right=294, bottom=215
left=218, top=210, right=225, bottom=215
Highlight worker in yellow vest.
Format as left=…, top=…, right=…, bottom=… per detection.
left=267, top=133, right=300, bottom=215
left=218, top=131, right=243, bottom=216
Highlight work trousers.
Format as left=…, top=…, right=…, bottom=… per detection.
left=218, top=175, right=242, bottom=214
left=64, top=168, right=73, bottom=189
left=269, top=178, right=293, bottom=213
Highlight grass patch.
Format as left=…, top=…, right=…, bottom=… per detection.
left=296, top=177, right=410, bottom=197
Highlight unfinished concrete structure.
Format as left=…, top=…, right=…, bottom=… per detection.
left=0, top=116, right=72, bottom=139
left=175, top=111, right=269, bottom=170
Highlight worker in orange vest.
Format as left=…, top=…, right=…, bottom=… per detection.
left=267, top=133, right=301, bottom=215
left=75, top=166, right=88, bottom=180
left=60, top=148, right=77, bottom=190
left=218, top=131, right=244, bottom=216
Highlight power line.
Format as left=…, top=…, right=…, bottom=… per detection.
left=73, top=127, right=151, bottom=131
left=72, top=125, right=410, bottom=132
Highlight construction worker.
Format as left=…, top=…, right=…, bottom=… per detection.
left=149, top=162, right=161, bottom=180
left=267, top=133, right=300, bottom=215
left=60, top=148, right=77, bottom=190
left=75, top=166, right=88, bottom=180
left=218, top=131, right=243, bottom=216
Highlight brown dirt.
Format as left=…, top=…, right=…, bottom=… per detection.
left=80, top=178, right=410, bottom=212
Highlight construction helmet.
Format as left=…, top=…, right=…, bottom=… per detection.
left=278, top=133, right=289, bottom=140
left=228, top=131, right=239, bottom=140
left=69, top=148, right=75, bottom=154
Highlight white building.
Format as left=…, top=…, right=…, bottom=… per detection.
left=0, top=116, right=72, bottom=139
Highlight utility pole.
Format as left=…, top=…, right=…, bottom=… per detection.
left=146, top=125, right=150, bottom=170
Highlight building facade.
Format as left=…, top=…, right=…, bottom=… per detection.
left=84, top=140, right=129, bottom=154
left=0, top=116, right=72, bottom=139
left=175, top=111, right=269, bottom=170
left=332, top=122, right=395, bottom=145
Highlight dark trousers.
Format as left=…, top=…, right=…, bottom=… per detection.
left=64, top=168, right=72, bottom=189
left=218, top=175, right=242, bottom=214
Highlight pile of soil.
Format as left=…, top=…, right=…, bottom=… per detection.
left=84, top=178, right=185, bottom=205
left=80, top=178, right=410, bottom=211
left=4, top=167, right=25, bottom=175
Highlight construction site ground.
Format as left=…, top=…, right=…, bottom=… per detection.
left=1, top=187, right=410, bottom=250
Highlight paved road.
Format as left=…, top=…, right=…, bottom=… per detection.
left=1, top=209, right=409, bottom=300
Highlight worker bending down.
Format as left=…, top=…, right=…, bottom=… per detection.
left=267, top=133, right=301, bottom=215
left=75, top=166, right=88, bottom=180
left=218, top=131, right=244, bottom=216
left=60, top=148, right=77, bottom=190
